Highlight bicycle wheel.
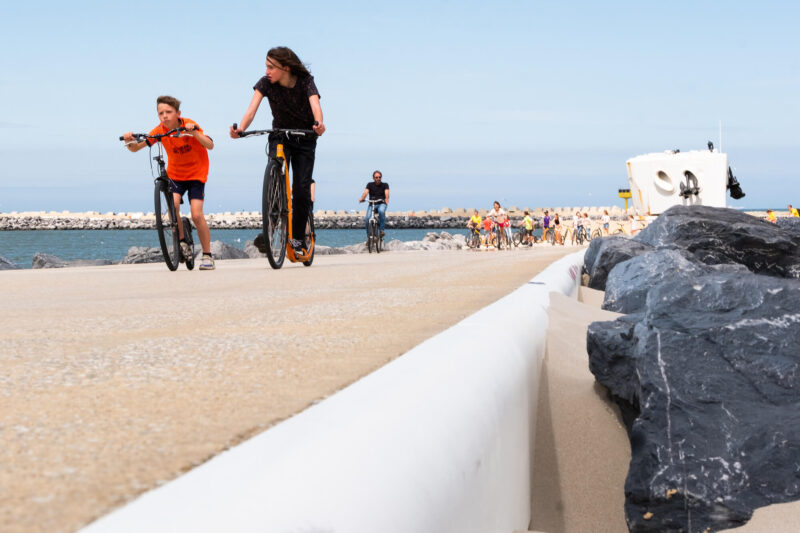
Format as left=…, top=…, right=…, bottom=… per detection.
left=302, top=207, right=315, bottom=267
left=367, top=221, right=376, bottom=253
left=182, top=216, right=195, bottom=270
left=154, top=182, right=180, bottom=271
left=545, top=229, right=555, bottom=245
left=262, top=162, right=287, bottom=269
left=513, top=231, right=523, bottom=246
left=591, top=228, right=602, bottom=240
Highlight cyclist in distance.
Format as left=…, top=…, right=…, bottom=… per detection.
left=520, top=210, right=534, bottom=245
left=486, top=201, right=508, bottom=246
left=122, top=95, right=216, bottom=270
left=358, top=170, right=390, bottom=240
left=467, top=209, right=482, bottom=232
left=230, top=46, right=326, bottom=256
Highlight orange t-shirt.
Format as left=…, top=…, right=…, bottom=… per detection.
left=149, top=118, right=210, bottom=182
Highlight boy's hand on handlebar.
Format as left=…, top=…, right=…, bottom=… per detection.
left=229, top=123, right=242, bottom=139
left=122, top=132, right=135, bottom=142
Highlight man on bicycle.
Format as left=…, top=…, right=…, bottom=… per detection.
left=358, top=170, right=389, bottom=239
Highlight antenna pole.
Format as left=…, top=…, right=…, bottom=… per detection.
left=719, top=120, right=723, bottom=153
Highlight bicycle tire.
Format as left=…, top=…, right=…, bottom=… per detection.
left=513, top=231, right=523, bottom=246
left=302, top=206, right=315, bottom=267
left=154, top=183, right=180, bottom=271
left=591, top=228, right=602, bottom=240
left=182, top=216, right=195, bottom=270
left=545, top=228, right=555, bottom=245
left=262, top=162, right=287, bottom=269
left=367, top=221, right=376, bottom=253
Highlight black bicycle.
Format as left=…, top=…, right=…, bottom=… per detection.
left=233, top=125, right=317, bottom=269
left=119, top=128, right=195, bottom=271
left=365, top=199, right=384, bottom=253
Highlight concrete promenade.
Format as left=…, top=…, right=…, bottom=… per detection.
left=0, top=248, right=574, bottom=533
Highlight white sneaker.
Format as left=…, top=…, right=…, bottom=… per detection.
left=199, top=254, right=215, bottom=270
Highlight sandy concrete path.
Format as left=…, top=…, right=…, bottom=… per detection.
left=0, top=247, right=574, bottom=533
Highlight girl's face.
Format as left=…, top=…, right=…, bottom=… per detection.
left=266, top=57, right=290, bottom=84
left=493, top=202, right=500, bottom=210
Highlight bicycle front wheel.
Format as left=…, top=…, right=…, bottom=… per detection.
left=302, top=206, right=315, bottom=267
left=262, top=163, right=287, bottom=269
left=513, top=231, right=523, bottom=246
left=546, top=229, right=555, bottom=245
left=591, top=228, right=602, bottom=240
left=367, top=221, right=376, bottom=253
left=154, top=183, right=180, bottom=271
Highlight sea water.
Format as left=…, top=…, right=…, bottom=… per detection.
left=0, top=228, right=473, bottom=268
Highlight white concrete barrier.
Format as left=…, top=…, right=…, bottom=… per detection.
left=81, top=250, right=586, bottom=533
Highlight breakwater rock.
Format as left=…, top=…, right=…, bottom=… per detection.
left=585, top=205, right=800, bottom=531
left=32, top=253, right=113, bottom=269
left=0, top=255, right=21, bottom=270
left=119, top=232, right=469, bottom=265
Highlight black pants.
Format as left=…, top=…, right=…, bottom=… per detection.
left=269, top=133, right=316, bottom=241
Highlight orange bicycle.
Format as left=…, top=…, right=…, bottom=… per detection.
left=234, top=124, right=317, bottom=269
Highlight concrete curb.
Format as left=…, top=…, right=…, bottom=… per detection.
left=81, top=250, right=586, bottom=533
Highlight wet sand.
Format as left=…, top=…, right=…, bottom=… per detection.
left=0, top=248, right=574, bottom=533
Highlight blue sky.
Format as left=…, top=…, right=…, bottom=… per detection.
left=0, top=1, right=797, bottom=213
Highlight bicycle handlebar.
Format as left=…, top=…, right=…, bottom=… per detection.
left=119, top=126, right=193, bottom=142
left=232, top=123, right=318, bottom=138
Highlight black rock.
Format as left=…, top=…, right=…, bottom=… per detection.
left=602, top=249, right=747, bottom=314
left=634, top=205, right=800, bottom=278
left=776, top=216, right=800, bottom=238
left=588, top=272, right=800, bottom=532
left=584, top=235, right=654, bottom=290
left=0, top=255, right=21, bottom=270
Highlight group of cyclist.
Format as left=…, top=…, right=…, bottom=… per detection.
left=467, top=201, right=536, bottom=248
left=467, top=204, right=617, bottom=248
left=122, top=46, right=326, bottom=270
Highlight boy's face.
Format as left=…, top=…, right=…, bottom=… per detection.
left=266, top=57, right=290, bottom=84
left=157, top=103, right=180, bottom=129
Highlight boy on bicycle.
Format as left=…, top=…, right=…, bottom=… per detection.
left=230, top=46, right=326, bottom=256
left=358, top=170, right=389, bottom=239
left=122, top=95, right=216, bottom=270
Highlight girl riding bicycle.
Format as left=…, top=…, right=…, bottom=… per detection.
left=230, top=47, right=326, bottom=255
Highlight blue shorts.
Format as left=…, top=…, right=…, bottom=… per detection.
left=169, top=179, right=205, bottom=203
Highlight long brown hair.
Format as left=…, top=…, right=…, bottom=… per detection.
left=267, top=47, right=311, bottom=77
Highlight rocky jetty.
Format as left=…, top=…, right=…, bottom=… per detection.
left=0, top=207, right=633, bottom=231
left=585, top=205, right=800, bottom=531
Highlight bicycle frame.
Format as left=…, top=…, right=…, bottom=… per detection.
left=273, top=142, right=314, bottom=263
left=120, top=128, right=193, bottom=271
left=234, top=125, right=317, bottom=266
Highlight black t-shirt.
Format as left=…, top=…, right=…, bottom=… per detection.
left=253, top=75, right=319, bottom=129
left=366, top=181, right=389, bottom=202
